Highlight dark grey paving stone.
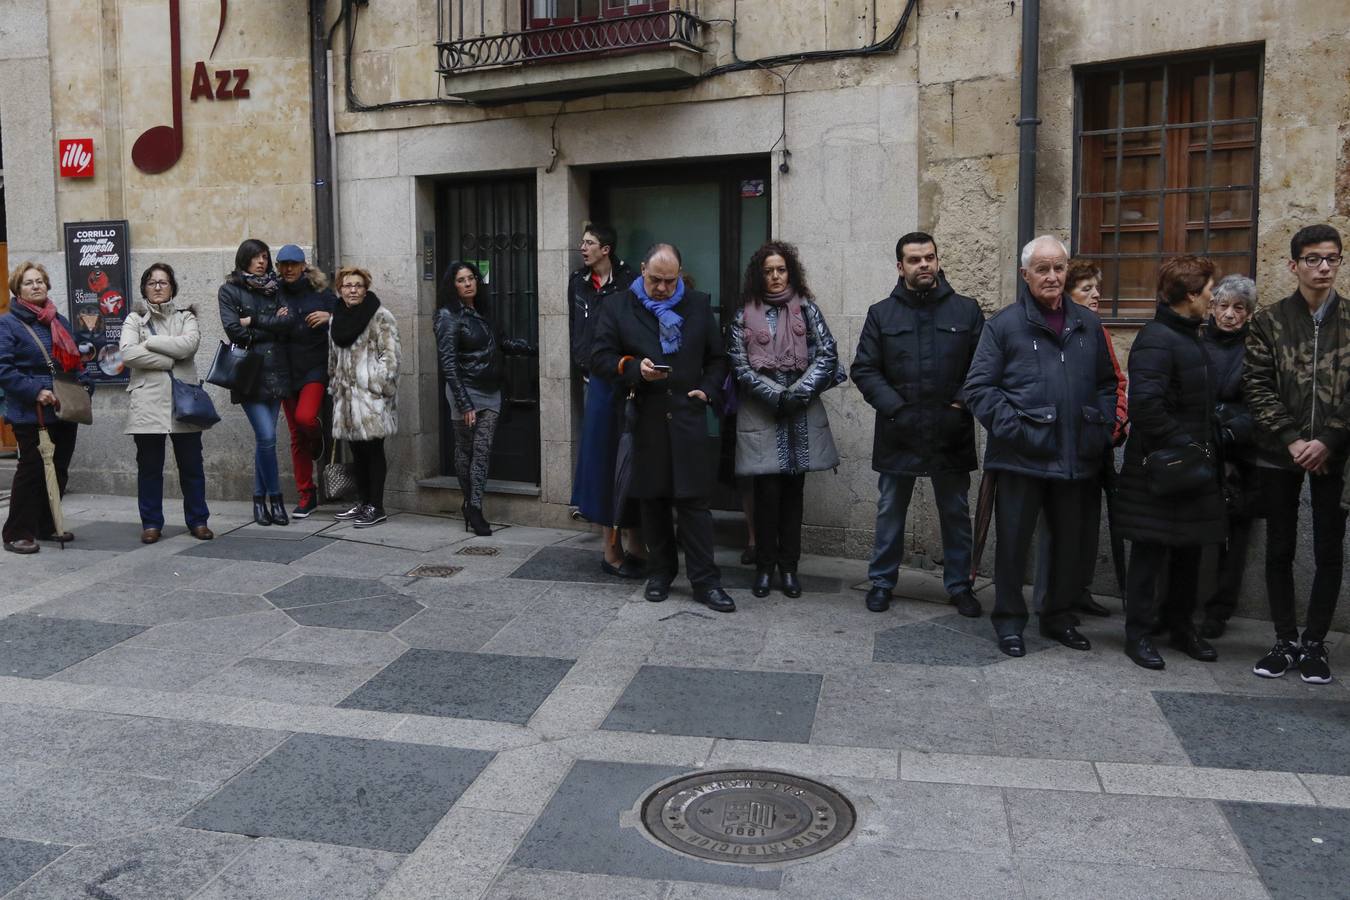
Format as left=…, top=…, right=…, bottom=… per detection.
left=265, top=575, right=396, bottom=609
left=507, top=546, right=647, bottom=584
left=1219, top=801, right=1350, bottom=900
left=180, top=733, right=493, bottom=853
left=512, top=760, right=779, bottom=889
left=338, top=649, right=574, bottom=724
left=178, top=535, right=334, bottom=564
left=601, top=665, right=821, bottom=743
left=1154, top=691, right=1350, bottom=776
left=718, top=565, right=842, bottom=594
left=284, top=594, right=424, bottom=632
left=4, top=826, right=250, bottom=900
left=920, top=612, right=1059, bottom=653
left=0, top=836, right=68, bottom=895
left=29, top=586, right=272, bottom=627
left=0, top=615, right=145, bottom=679
left=873, top=621, right=1009, bottom=667
left=192, top=837, right=404, bottom=900
left=39, top=520, right=185, bottom=552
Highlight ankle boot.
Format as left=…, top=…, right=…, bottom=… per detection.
left=253, top=496, right=273, bottom=526
left=268, top=494, right=289, bottom=526
left=752, top=567, right=773, bottom=598
left=466, top=505, right=492, bottom=537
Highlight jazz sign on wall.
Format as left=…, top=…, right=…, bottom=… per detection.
left=132, top=0, right=252, bottom=175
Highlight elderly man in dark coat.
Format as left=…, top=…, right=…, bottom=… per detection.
left=963, top=235, right=1118, bottom=657
left=591, top=243, right=735, bottom=613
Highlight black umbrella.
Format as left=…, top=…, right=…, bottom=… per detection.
left=1100, top=460, right=1128, bottom=597
left=970, top=470, right=997, bottom=580
left=611, top=388, right=639, bottom=530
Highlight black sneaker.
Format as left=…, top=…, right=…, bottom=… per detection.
left=335, top=504, right=366, bottom=521
left=352, top=507, right=388, bottom=529
left=292, top=496, right=318, bottom=519
left=1298, top=641, right=1332, bottom=684
left=1253, top=640, right=1300, bottom=678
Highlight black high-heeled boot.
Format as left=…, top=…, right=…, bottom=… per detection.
left=466, top=505, right=492, bottom=537
left=253, top=495, right=273, bottom=526
left=268, top=494, right=289, bottom=526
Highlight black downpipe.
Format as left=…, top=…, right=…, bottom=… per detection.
left=310, top=0, right=336, bottom=276
left=1015, top=0, right=1041, bottom=254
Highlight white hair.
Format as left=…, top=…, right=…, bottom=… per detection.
left=1020, top=235, right=1070, bottom=269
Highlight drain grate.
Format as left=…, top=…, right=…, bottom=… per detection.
left=406, top=564, right=463, bottom=578
left=640, top=769, right=854, bottom=865
left=456, top=546, right=500, bottom=557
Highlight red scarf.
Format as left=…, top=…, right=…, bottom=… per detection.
left=17, top=299, right=82, bottom=372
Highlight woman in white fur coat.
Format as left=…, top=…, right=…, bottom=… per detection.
left=328, top=266, right=401, bottom=528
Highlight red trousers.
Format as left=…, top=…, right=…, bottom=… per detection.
left=282, top=381, right=325, bottom=503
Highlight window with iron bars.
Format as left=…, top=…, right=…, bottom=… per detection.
left=1072, top=48, right=1263, bottom=321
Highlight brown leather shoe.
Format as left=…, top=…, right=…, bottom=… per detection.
left=141, top=528, right=161, bottom=544
left=3, top=539, right=40, bottom=554
left=191, top=525, right=214, bottom=541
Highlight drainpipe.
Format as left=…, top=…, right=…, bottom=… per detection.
left=310, top=0, right=336, bottom=275
left=1015, top=0, right=1041, bottom=254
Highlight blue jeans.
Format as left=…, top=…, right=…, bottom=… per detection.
left=134, top=432, right=210, bottom=530
left=869, top=471, right=973, bottom=595
left=241, top=399, right=282, bottom=496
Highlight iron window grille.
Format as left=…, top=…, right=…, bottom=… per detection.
left=1071, top=47, right=1264, bottom=322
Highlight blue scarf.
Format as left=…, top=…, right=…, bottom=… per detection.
left=632, top=276, right=686, bottom=355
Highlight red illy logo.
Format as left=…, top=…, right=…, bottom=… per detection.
left=59, top=139, right=95, bottom=178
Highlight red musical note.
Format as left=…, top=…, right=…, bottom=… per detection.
left=131, top=0, right=183, bottom=174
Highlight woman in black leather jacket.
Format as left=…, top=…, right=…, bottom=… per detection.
left=433, top=262, right=534, bottom=535
left=219, top=239, right=293, bottom=526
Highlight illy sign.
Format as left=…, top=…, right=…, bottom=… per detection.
left=59, top=139, right=95, bottom=178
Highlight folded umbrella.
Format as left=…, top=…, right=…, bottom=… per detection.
left=35, top=405, right=67, bottom=550
left=970, top=470, right=997, bottom=580
left=611, top=388, right=639, bottom=531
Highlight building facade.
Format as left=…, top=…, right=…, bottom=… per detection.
left=3, top=0, right=1349, bottom=620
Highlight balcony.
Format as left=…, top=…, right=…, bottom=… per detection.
left=436, top=1, right=708, bottom=103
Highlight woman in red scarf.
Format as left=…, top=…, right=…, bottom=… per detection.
left=0, top=262, right=89, bottom=554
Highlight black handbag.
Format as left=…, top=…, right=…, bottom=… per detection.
left=147, top=320, right=220, bottom=428
left=1143, top=442, right=1215, bottom=497
left=205, top=340, right=262, bottom=393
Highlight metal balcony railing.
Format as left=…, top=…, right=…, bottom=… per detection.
left=437, top=1, right=707, bottom=75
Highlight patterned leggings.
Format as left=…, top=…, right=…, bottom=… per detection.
left=452, top=409, right=499, bottom=509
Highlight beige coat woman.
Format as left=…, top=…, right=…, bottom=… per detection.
left=329, top=301, right=400, bottom=440
left=119, top=300, right=204, bottom=434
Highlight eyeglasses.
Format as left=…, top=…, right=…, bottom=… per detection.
left=579, top=239, right=599, bottom=248
left=146, top=280, right=171, bottom=288
left=1299, top=254, right=1343, bottom=268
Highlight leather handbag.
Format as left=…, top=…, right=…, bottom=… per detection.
left=147, top=319, right=220, bottom=428
left=322, top=439, right=357, bottom=502
left=205, top=340, right=262, bottom=393
left=1143, top=442, right=1215, bottom=497
left=17, top=321, right=93, bottom=425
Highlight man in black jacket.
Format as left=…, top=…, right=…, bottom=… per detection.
left=963, top=235, right=1118, bottom=657
left=852, top=232, right=985, bottom=616
left=591, top=243, right=735, bottom=613
left=569, top=224, right=636, bottom=376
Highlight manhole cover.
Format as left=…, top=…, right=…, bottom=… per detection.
left=639, top=769, right=854, bottom=865
left=456, top=546, right=499, bottom=557
left=407, top=564, right=463, bottom=578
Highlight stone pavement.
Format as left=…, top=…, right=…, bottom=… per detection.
left=0, top=494, right=1347, bottom=899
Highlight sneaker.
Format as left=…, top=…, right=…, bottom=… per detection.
left=1298, top=641, right=1332, bottom=684
left=335, top=504, right=366, bottom=521
left=352, top=507, right=388, bottom=529
left=292, top=495, right=318, bottom=519
left=1253, top=640, right=1301, bottom=678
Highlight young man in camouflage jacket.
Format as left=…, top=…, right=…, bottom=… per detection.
left=1242, top=223, right=1347, bottom=684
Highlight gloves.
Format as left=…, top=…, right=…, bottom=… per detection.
left=777, top=391, right=808, bottom=415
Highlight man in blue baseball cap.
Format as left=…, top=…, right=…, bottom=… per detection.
left=276, top=244, right=335, bottom=518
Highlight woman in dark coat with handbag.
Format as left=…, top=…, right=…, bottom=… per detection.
left=727, top=241, right=841, bottom=598
left=219, top=239, right=293, bottom=527
left=1114, top=255, right=1227, bottom=669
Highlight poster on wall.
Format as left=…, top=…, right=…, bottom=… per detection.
left=63, top=220, right=132, bottom=384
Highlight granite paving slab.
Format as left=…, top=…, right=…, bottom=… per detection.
left=194, top=560, right=303, bottom=596
left=0, top=836, right=68, bottom=896
left=46, top=645, right=239, bottom=692
left=995, top=690, right=1191, bottom=765
left=779, top=845, right=1018, bottom=900
left=3, top=826, right=250, bottom=900
left=39, top=520, right=185, bottom=552
left=120, top=610, right=297, bottom=655
left=479, top=589, right=631, bottom=658
left=1219, top=801, right=1350, bottom=900
left=26, top=585, right=272, bottom=627
left=283, top=594, right=425, bottom=632
left=830, top=776, right=1010, bottom=853
left=0, top=548, right=122, bottom=580
left=338, top=648, right=574, bottom=724
left=191, top=837, right=404, bottom=900
left=507, top=546, right=650, bottom=584
left=108, top=555, right=233, bottom=588
left=1154, top=691, right=1350, bottom=775
left=192, top=657, right=383, bottom=706
left=325, top=513, right=466, bottom=551
left=178, top=535, right=335, bottom=564
left=0, top=615, right=145, bottom=679
left=601, top=665, right=821, bottom=743
left=288, top=542, right=429, bottom=578
left=74, top=717, right=288, bottom=784
left=392, top=606, right=518, bottom=653
left=510, top=759, right=780, bottom=889
left=251, top=626, right=409, bottom=668
left=1015, top=859, right=1269, bottom=900
left=873, top=620, right=1012, bottom=667
left=264, top=574, right=397, bottom=609
left=180, top=733, right=494, bottom=853
left=812, top=666, right=999, bottom=754
left=717, top=565, right=842, bottom=594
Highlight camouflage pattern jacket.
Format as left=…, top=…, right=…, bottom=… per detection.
left=1242, top=289, right=1350, bottom=470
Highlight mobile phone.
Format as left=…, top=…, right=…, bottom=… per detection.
left=651, top=364, right=672, bottom=372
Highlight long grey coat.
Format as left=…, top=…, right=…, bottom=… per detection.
left=119, top=300, right=204, bottom=435
left=329, top=304, right=401, bottom=441
left=727, top=299, right=841, bottom=477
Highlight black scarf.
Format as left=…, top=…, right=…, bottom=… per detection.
left=331, top=291, right=381, bottom=348
left=236, top=271, right=280, bottom=296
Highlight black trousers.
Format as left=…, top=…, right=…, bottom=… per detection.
left=1125, top=542, right=1202, bottom=642
left=992, top=472, right=1091, bottom=637
left=3, top=421, right=78, bottom=543
left=641, top=496, right=721, bottom=591
left=752, top=473, right=805, bottom=570
left=349, top=438, right=388, bottom=510
left=1261, top=468, right=1346, bottom=643
left=1203, top=514, right=1253, bottom=623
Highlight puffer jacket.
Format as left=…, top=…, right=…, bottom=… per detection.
left=1205, top=317, right=1261, bottom=517
left=281, top=268, right=336, bottom=387
left=851, top=275, right=984, bottom=475
left=1112, top=303, right=1226, bottom=545
left=568, top=261, right=636, bottom=373
left=329, top=300, right=400, bottom=441
left=1243, top=289, right=1350, bottom=470
left=963, top=285, right=1117, bottom=480
left=0, top=302, right=91, bottom=426
left=218, top=274, right=292, bottom=401
left=727, top=299, right=841, bottom=476
left=119, top=300, right=204, bottom=434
